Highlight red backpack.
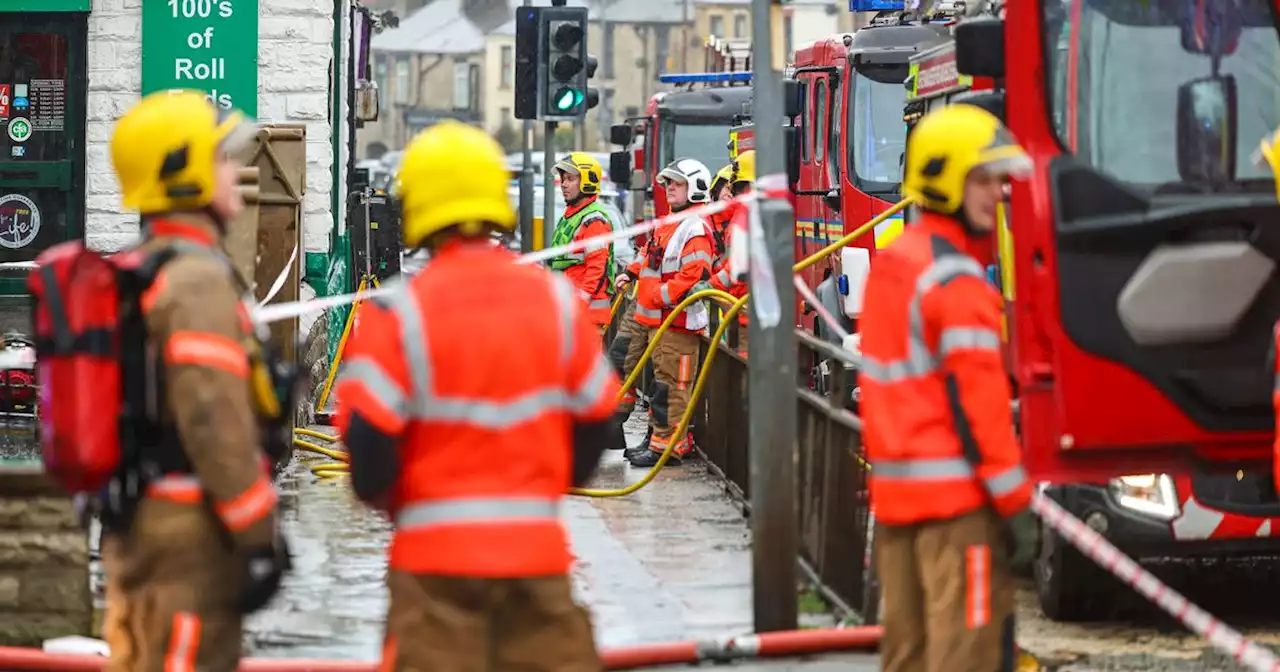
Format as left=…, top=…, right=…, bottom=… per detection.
left=28, top=241, right=175, bottom=494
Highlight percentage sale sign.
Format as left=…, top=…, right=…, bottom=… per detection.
left=0, top=85, right=10, bottom=118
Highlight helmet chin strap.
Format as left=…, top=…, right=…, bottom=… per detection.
left=953, top=204, right=992, bottom=239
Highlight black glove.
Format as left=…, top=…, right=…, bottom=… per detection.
left=1004, top=509, right=1038, bottom=572
left=238, top=535, right=293, bottom=614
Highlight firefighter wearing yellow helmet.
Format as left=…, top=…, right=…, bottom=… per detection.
left=862, top=103, right=1034, bottom=672
left=709, top=150, right=754, bottom=354
left=710, top=163, right=735, bottom=201
left=338, top=121, right=618, bottom=670
left=102, top=90, right=291, bottom=672
left=548, top=151, right=617, bottom=326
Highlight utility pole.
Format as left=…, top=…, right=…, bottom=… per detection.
left=747, top=0, right=797, bottom=633
left=518, top=0, right=535, bottom=254
left=543, top=120, right=557, bottom=247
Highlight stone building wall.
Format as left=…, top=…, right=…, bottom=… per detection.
left=84, top=0, right=338, bottom=253
left=0, top=467, right=91, bottom=646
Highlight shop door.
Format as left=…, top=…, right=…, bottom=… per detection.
left=0, top=14, right=87, bottom=294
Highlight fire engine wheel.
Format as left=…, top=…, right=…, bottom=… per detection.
left=1034, top=521, right=1115, bottom=622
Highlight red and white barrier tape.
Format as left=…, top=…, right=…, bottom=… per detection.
left=251, top=189, right=771, bottom=326
left=1031, top=492, right=1280, bottom=671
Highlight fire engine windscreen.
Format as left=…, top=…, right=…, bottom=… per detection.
left=661, top=122, right=733, bottom=179
left=1043, top=0, right=1280, bottom=192
left=849, top=66, right=910, bottom=196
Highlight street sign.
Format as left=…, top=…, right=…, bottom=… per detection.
left=141, top=0, right=259, bottom=117
left=849, top=0, right=904, bottom=11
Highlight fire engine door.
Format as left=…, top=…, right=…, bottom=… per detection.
left=0, top=9, right=86, bottom=296
left=797, top=70, right=837, bottom=261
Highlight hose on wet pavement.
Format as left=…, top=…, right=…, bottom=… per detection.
left=0, top=626, right=884, bottom=670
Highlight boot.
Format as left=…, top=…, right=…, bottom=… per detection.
left=623, top=425, right=652, bottom=461
left=607, top=411, right=630, bottom=450
left=629, top=446, right=681, bottom=468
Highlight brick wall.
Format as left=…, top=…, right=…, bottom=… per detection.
left=0, top=467, right=91, bottom=646
left=85, top=0, right=339, bottom=253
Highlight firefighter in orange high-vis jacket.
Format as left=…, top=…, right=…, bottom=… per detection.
left=618, top=158, right=715, bottom=468
left=102, top=90, right=291, bottom=672
left=709, top=150, right=754, bottom=356
left=860, top=104, right=1035, bottom=672
left=335, top=120, right=620, bottom=671
left=548, top=153, right=616, bottom=326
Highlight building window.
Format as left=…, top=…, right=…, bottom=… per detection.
left=733, top=14, right=747, bottom=38
left=394, top=59, right=410, bottom=105
left=784, top=15, right=793, bottom=57
left=500, top=45, right=514, bottom=89
left=709, top=14, right=724, bottom=37
left=603, top=24, right=615, bottom=78
left=454, top=61, right=471, bottom=110
left=654, top=26, right=671, bottom=75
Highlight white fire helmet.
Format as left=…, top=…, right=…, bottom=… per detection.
left=657, top=158, right=713, bottom=203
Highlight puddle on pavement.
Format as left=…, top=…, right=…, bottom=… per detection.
left=244, top=413, right=762, bottom=659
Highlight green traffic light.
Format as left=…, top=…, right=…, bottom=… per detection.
left=554, top=87, right=584, bottom=111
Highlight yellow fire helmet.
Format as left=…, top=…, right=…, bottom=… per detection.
left=397, top=120, right=516, bottom=247
left=1254, top=126, right=1280, bottom=202
left=902, top=104, right=1032, bottom=215
left=731, top=149, right=756, bottom=185
left=553, top=152, right=603, bottom=195
left=711, top=163, right=734, bottom=196
left=111, top=90, right=256, bottom=215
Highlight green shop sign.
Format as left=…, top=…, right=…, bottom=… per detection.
left=141, top=0, right=259, bottom=117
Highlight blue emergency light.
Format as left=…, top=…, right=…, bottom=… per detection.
left=657, top=72, right=753, bottom=85
left=849, top=0, right=904, bottom=11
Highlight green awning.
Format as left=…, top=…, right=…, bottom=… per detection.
left=1, top=0, right=90, bottom=11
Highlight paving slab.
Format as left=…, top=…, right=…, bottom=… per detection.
left=242, top=419, right=868, bottom=669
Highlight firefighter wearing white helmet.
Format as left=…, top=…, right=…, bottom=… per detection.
left=610, top=157, right=716, bottom=468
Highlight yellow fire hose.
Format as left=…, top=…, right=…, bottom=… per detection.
left=292, top=200, right=911, bottom=489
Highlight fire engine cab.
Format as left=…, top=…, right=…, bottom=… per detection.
left=607, top=37, right=754, bottom=234
left=940, top=0, right=1280, bottom=621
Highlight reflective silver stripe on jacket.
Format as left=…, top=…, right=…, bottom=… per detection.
left=396, top=496, right=560, bottom=530
left=338, top=356, right=409, bottom=422
left=587, top=297, right=612, bottom=311
left=859, top=254, right=994, bottom=384
left=873, top=457, right=1027, bottom=497
left=363, top=276, right=613, bottom=430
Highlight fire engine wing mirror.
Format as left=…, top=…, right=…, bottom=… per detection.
left=783, top=79, right=803, bottom=119
left=1180, top=0, right=1243, bottom=57
left=784, top=126, right=800, bottom=187
left=609, top=151, right=633, bottom=189
left=953, top=18, right=1005, bottom=79
left=609, top=124, right=633, bottom=146
left=823, top=188, right=841, bottom=213
left=1176, top=74, right=1238, bottom=187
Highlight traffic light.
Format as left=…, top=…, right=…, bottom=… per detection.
left=540, top=6, right=589, bottom=121
left=584, top=54, right=600, bottom=112
left=513, top=6, right=541, bottom=120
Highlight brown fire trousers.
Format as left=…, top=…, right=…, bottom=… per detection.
left=380, top=571, right=600, bottom=672
left=102, top=499, right=250, bottom=672
left=608, top=302, right=649, bottom=417
left=875, top=508, right=1017, bottom=672
left=646, top=326, right=700, bottom=449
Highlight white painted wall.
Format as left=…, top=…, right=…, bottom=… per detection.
left=85, top=0, right=340, bottom=254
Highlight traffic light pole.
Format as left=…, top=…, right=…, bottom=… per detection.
left=542, top=121, right=556, bottom=248
left=518, top=0, right=535, bottom=254
left=747, top=0, right=798, bottom=634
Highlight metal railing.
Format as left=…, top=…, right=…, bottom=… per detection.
left=695, top=308, right=878, bottom=623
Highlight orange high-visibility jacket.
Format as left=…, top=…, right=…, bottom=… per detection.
left=335, top=240, right=620, bottom=577
left=709, top=201, right=748, bottom=326
left=859, top=212, right=1031, bottom=525
left=555, top=197, right=614, bottom=326
left=634, top=214, right=714, bottom=333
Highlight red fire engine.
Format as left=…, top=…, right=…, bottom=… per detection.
left=945, top=0, right=1280, bottom=621
left=606, top=37, right=754, bottom=239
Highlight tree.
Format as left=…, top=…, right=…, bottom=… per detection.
left=494, top=122, right=520, bottom=153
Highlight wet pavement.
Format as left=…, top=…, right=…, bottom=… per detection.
left=245, top=415, right=867, bottom=668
